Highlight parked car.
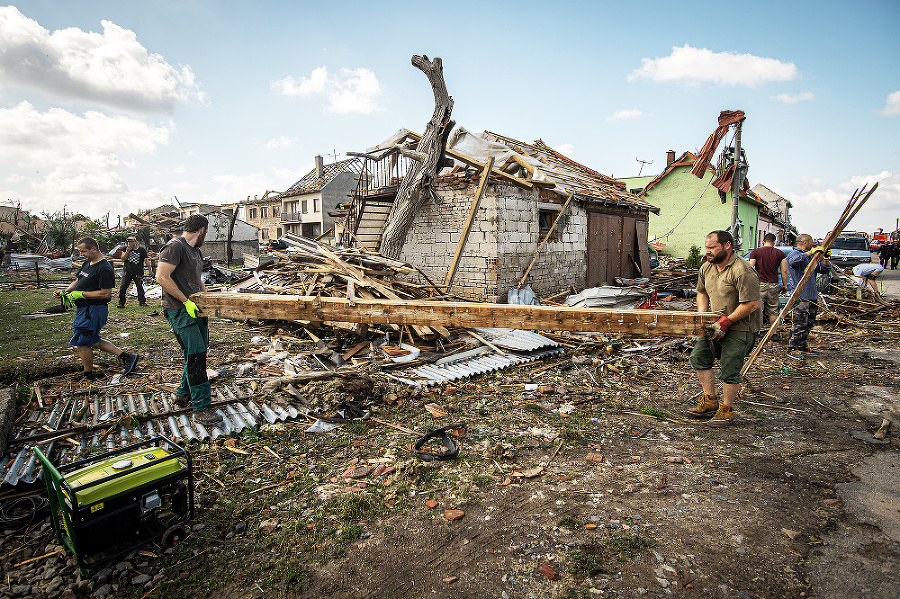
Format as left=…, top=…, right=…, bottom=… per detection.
left=267, top=239, right=289, bottom=251
left=829, top=234, right=871, bottom=267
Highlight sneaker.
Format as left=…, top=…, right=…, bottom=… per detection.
left=686, top=393, right=719, bottom=419
left=803, top=344, right=819, bottom=355
left=707, top=404, right=734, bottom=427
left=192, top=407, right=224, bottom=429
left=787, top=350, right=805, bottom=361
left=77, top=371, right=98, bottom=382
left=121, top=352, right=139, bottom=376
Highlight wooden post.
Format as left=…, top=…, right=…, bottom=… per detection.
left=443, top=156, right=494, bottom=290
left=194, top=291, right=718, bottom=337
left=741, top=183, right=878, bottom=376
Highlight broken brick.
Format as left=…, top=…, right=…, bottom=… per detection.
left=585, top=453, right=604, bottom=464
left=537, top=564, right=560, bottom=580
left=444, top=509, right=465, bottom=521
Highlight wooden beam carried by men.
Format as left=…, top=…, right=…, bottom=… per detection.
left=194, top=292, right=718, bottom=337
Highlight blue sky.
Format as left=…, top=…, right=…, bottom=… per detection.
left=1, top=0, right=898, bottom=237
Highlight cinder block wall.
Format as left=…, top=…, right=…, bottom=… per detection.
left=399, top=181, right=588, bottom=302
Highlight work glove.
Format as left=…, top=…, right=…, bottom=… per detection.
left=59, top=291, right=73, bottom=308
left=183, top=299, right=200, bottom=318
left=706, top=315, right=733, bottom=340
left=67, top=291, right=84, bottom=302
left=812, top=246, right=831, bottom=258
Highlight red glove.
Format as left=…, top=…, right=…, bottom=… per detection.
left=709, top=315, right=733, bottom=339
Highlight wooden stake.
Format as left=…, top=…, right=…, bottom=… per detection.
left=444, top=156, right=494, bottom=290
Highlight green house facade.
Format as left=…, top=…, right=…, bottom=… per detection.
left=619, top=151, right=764, bottom=259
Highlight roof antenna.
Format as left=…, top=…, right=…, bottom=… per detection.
left=636, top=157, right=653, bottom=176
left=327, top=149, right=340, bottom=162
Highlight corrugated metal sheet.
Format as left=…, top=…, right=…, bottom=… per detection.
left=401, top=346, right=564, bottom=387
left=0, top=385, right=301, bottom=487
left=472, top=328, right=560, bottom=351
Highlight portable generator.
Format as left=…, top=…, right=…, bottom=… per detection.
left=35, top=436, right=194, bottom=573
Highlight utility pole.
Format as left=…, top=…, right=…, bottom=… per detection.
left=731, top=119, right=744, bottom=249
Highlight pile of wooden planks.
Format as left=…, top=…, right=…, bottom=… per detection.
left=233, top=234, right=451, bottom=339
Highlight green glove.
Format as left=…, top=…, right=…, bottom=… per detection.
left=67, top=291, right=84, bottom=302
left=183, top=299, right=200, bottom=318
left=60, top=292, right=73, bottom=308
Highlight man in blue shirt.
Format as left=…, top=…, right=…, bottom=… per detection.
left=785, top=234, right=831, bottom=360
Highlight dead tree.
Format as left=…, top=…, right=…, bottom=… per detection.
left=378, top=55, right=454, bottom=259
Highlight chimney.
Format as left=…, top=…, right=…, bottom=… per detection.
left=666, top=150, right=676, bottom=166
left=315, top=155, right=324, bottom=178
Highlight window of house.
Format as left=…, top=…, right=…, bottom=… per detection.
left=261, top=230, right=268, bottom=240
left=261, top=207, right=268, bottom=218
left=249, top=208, right=257, bottom=219
left=272, top=206, right=279, bottom=217
left=538, top=209, right=561, bottom=242
left=301, top=200, right=308, bottom=214
left=276, top=227, right=282, bottom=237
left=313, top=198, right=319, bottom=212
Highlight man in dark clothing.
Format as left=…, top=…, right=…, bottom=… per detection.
left=878, top=242, right=892, bottom=267
left=118, top=236, right=154, bottom=308
left=54, top=237, right=139, bottom=382
left=749, top=233, right=788, bottom=326
left=891, top=243, right=900, bottom=270
left=156, top=215, right=224, bottom=430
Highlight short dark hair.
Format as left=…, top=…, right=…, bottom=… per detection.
left=184, top=215, right=209, bottom=233
left=707, top=230, right=734, bottom=247
left=763, top=233, right=777, bottom=243
left=76, top=237, right=99, bottom=250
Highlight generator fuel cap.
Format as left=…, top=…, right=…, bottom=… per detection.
left=112, top=459, right=133, bottom=470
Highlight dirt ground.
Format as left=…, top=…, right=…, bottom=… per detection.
left=1, top=277, right=899, bottom=599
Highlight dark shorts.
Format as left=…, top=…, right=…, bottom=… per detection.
left=69, top=304, right=108, bottom=347
left=689, top=329, right=756, bottom=384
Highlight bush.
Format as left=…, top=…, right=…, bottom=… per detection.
left=686, top=244, right=703, bottom=269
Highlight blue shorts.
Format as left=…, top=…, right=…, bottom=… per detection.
left=69, top=305, right=109, bottom=347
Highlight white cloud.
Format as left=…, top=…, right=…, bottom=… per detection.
left=553, top=143, right=575, bottom=156
left=773, top=91, right=814, bottom=105
left=785, top=171, right=900, bottom=236
left=0, top=6, right=204, bottom=113
left=0, top=101, right=172, bottom=217
left=628, top=44, right=798, bottom=87
left=271, top=66, right=383, bottom=114
left=607, top=109, right=647, bottom=122
left=266, top=136, right=296, bottom=150
left=876, top=91, right=900, bottom=116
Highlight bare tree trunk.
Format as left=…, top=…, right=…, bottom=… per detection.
left=379, top=55, right=454, bottom=259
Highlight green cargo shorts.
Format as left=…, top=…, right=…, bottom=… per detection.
left=689, top=329, right=756, bottom=384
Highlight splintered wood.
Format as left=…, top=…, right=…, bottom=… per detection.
left=236, top=234, right=450, bottom=338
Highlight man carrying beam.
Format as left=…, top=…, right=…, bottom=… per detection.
left=156, top=215, right=224, bottom=430
left=686, top=230, right=762, bottom=426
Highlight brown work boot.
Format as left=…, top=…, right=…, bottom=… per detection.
left=707, top=404, right=734, bottom=427
left=686, top=393, right=719, bottom=419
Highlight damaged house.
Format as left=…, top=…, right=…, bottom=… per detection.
left=344, top=128, right=658, bottom=303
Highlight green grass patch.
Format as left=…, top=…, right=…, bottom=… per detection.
left=640, top=406, right=675, bottom=421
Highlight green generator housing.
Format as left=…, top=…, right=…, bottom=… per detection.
left=36, top=436, right=194, bottom=573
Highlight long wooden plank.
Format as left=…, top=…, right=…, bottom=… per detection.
left=444, top=156, right=494, bottom=289
left=194, top=292, right=717, bottom=336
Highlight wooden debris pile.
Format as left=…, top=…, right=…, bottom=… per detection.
left=818, top=268, right=898, bottom=323
left=233, top=233, right=451, bottom=339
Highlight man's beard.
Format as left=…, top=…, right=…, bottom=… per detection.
left=707, top=249, right=729, bottom=264
left=196, top=230, right=206, bottom=248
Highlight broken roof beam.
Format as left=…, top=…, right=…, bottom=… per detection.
left=405, top=131, right=533, bottom=190
left=194, top=292, right=717, bottom=336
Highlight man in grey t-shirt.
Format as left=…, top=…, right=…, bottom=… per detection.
left=156, top=215, right=224, bottom=430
